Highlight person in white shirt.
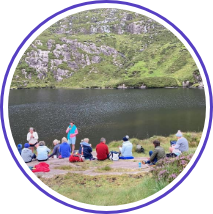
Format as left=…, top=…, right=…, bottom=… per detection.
left=27, top=127, right=38, bottom=153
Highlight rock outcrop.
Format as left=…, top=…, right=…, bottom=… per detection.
left=11, top=8, right=202, bottom=89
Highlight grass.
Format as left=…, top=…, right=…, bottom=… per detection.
left=54, top=164, right=88, bottom=171
left=40, top=172, right=168, bottom=206
left=39, top=131, right=202, bottom=206
left=10, top=9, right=200, bottom=89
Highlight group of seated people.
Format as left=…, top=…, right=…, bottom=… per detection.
left=19, top=134, right=133, bottom=163
left=19, top=130, right=188, bottom=165
left=142, top=130, right=189, bottom=165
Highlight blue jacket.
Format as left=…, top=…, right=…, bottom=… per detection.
left=121, top=141, right=133, bottom=157
left=79, top=142, right=93, bottom=159
left=59, top=142, right=71, bottom=158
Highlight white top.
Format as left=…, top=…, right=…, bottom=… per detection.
left=27, top=132, right=38, bottom=145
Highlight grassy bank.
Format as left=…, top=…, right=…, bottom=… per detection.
left=40, top=132, right=201, bottom=206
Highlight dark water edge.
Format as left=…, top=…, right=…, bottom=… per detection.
left=9, top=88, right=205, bottom=148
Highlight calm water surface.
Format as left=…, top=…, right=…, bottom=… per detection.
left=9, top=88, right=205, bottom=148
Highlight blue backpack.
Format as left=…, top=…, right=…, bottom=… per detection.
left=170, top=141, right=177, bottom=146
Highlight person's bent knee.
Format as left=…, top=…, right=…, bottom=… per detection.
left=169, top=147, right=174, bottom=153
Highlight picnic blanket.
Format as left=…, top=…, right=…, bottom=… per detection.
left=32, top=162, right=50, bottom=173
left=119, top=156, right=134, bottom=159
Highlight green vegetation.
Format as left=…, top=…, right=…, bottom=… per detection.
left=40, top=132, right=201, bottom=205
left=11, top=9, right=200, bottom=89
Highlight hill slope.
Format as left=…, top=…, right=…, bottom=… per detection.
left=11, top=8, right=202, bottom=89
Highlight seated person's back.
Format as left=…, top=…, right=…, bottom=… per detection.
left=37, top=141, right=50, bottom=161
left=21, top=143, right=36, bottom=163
left=80, top=138, right=93, bottom=159
left=59, top=137, right=71, bottom=158
left=120, top=137, right=133, bottom=157
left=175, top=137, right=188, bottom=152
left=96, top=138, right=109, bottom=160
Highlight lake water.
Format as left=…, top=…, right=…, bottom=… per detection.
left=9, top=88, right=206, bottom=148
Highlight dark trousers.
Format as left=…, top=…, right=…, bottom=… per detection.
left=146, top=151, right=158, bottom=164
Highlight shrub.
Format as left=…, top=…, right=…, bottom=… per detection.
left=151, top=154, right=193, bottom=183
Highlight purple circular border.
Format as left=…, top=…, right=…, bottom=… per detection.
left=1, top=0, right=212, bottom=213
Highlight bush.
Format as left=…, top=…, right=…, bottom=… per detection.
left=151, top=154, right=193, bottom=183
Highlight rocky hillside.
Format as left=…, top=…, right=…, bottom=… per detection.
left=11, top=8, right=203, bottom=89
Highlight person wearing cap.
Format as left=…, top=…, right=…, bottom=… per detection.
left=66, top=122, right=78, bottom=154
left=96, top=137, right=109, bottom=161
left=119, top=135, right=133, bottom=157
left=49, top=139, right=61, bottom=158
left=17, top=144, right=22, bottom=155
left=172, top=130, right=189, bottom=153
left=21, top=143, right=36, bottom=163
left=27, top=127, right=39, bottom=153
left=142, top=140, right=165, bottom=165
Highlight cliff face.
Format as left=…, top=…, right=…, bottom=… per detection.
left=11, top=8, right=202, bottom=89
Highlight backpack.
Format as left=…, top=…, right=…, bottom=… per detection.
left=69, top=150, right=85, bottom=162
left=109, top=151, right=120, bottom=161
left=136, top=144, right=145, bottom=153
left=69, top=154, right=84, bottom=162
left=166, top=153, right=177, bottom=158
left=170, top=140, right=177, bottom=146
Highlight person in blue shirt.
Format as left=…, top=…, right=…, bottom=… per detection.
left=59, top=137, right=71, bottom=158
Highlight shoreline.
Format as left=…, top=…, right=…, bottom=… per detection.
left=29, top=132, right=202, bottom=155
left=10, top=86, right=204, bottom=90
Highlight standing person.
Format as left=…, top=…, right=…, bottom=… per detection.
left=21, top=143, right=36, bottom=163
left=27, top=127, right=38, bottom=153
left=142, top=140, right=165, bottom=165
left=66, top=121, right=78, bottom=154
left=59, top=137, right=71, bottom=158
left=119, top=136, right=133, bottom=157
left=48, top=139, right=61, bottom=158
left=170, top=130, right=189, bottom=153
left=36, top=141, right=51, bottom=162
left=96, top=138, right=109, bottom=161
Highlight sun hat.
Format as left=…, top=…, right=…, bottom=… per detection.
left=176, top=130, right=183, bottom=137
left=24, top=143, right=30, bottom=148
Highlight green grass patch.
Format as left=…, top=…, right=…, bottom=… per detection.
left=39, top=132, right=201, bottom=205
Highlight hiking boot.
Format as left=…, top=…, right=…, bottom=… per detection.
left=141, top=160, right=146, bottom=165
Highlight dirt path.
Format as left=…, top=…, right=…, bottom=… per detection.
left=27, top=153, right=151, bottom=178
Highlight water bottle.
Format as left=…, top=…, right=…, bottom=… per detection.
left=138, top=162, right=141, bottom=168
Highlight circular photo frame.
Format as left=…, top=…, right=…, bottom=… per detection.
left=1, top=1, right=212, bottom=213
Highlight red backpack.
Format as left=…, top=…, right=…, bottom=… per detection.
left=69, top=147, right=84, bottom=162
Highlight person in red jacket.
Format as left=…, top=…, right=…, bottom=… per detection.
left=96, top=137, right=109, bottom=161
